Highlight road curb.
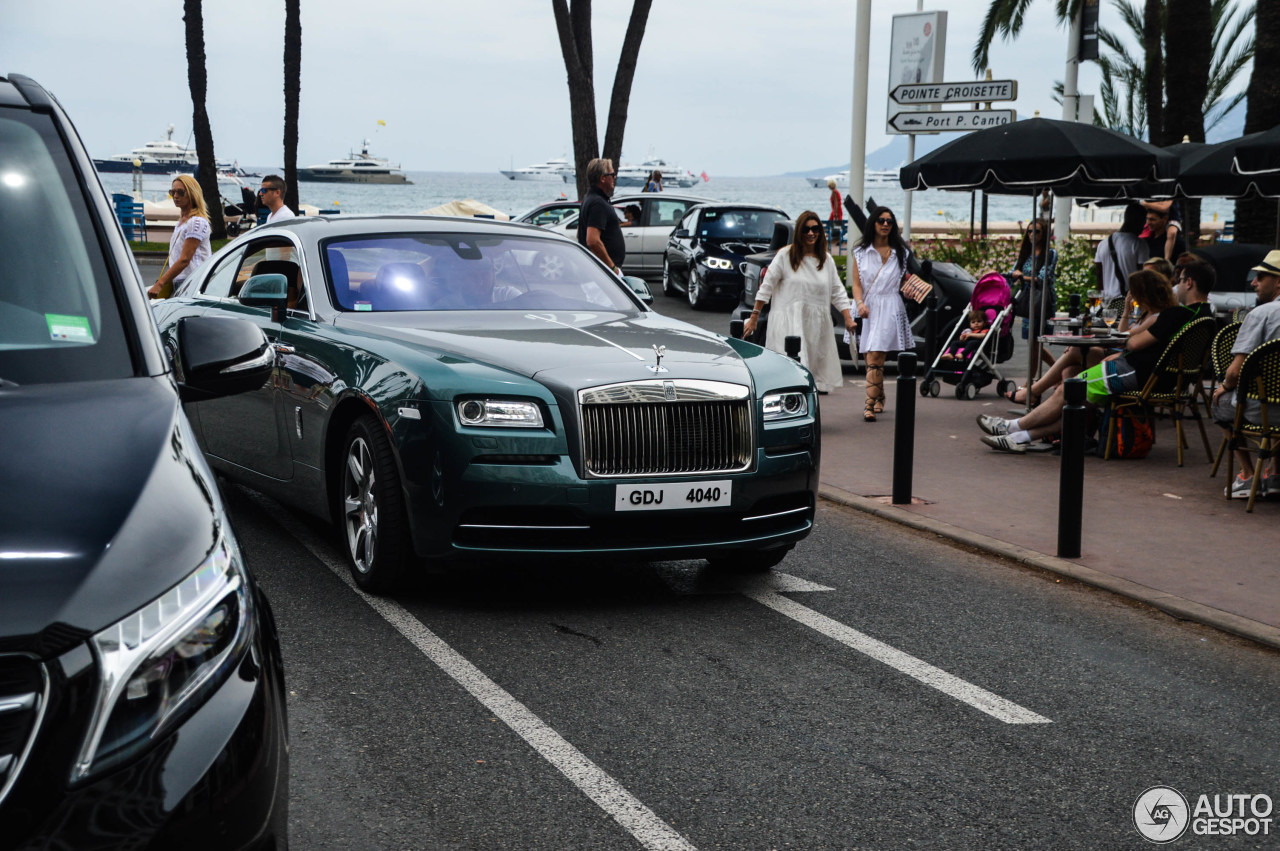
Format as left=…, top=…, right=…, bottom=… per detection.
left=818, top=484, right=1280, bottom=653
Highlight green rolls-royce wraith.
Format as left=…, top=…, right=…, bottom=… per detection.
left=152, top=216, right=820, bottom=591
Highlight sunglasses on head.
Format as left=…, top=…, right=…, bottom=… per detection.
left=876, top=217, right=894, bottom=225
left=802, top=224, right=823, bottom=234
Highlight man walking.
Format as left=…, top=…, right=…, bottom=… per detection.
left=259, top=175, right=295, bottom=224
left=577, top=158, right=624, bottom=275
left=1213, top=251, right=1280, bottom=497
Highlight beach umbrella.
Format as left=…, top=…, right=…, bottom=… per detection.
left=1233, top=124, right=1280, bottom=175
left=1176, top=134, right=1280, bottom=198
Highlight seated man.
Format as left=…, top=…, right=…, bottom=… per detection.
left=977, top=262, right=1215, bottom=453
left=428, top=253, right=520, bottom=309
left=1212, top=250, right=1280, bottom=497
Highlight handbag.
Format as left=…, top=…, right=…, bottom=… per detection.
left=900, top=273, right=931, bottom=303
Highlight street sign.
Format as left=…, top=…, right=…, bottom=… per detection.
left=886, top=11, right=948, bottom=136
left=889, top=79, right=1017, bottom=106
left=888, top=109, right=1016, bottom=133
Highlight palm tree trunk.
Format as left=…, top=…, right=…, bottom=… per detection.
left=552, top=0, right=599, bottom=200
left=1235, top=0, right=1280, bottom=244
left=1163, top=0, right=1211, bottom=245
left=283, top=0, right=301, bottom=214
left=601, top=0, right=653, bottom=167
left=183, top=0, right=226, bottom=239
left=1143, top=0, right=1164, bottom=145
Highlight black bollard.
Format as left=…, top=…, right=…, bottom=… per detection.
left=892, top=352, right=917, bottom=505
left=923, top=294, right=939, bottom=368
left=784, top=335, right=801, bottom=361
left=1057, top=377, right=1087, bottom=558
left=729, top=318, right=745, bottom=340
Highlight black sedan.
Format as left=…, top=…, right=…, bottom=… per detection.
left=663, top=204, right=790, bottom=309
left=0, top=74, right=288, bottom=848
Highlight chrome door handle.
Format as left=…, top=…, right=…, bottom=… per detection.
left=272, top=343, right=295, bottom=355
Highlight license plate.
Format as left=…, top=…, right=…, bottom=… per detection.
left=615, top=480, right=731, bottom=511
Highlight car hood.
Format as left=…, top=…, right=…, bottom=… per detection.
left=704, top=239, right=774, bottom=259
left=335, top=310, right=756, bottom=388
left=0, top=378, right=221, bottom=643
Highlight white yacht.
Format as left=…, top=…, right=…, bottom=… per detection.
left=94, top=125, right=200, bottom=174
left=298, top=140, right=411, bottom=184
left=806, top=167, right=901, bottom=188
left=500, top=157, right=574, bottom=182
left=602, top=157, right=700, bottom=189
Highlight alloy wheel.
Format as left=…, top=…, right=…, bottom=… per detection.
left=343, top=436, right=378, bottom=575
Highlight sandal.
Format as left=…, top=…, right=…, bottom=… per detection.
left=866, top=365, right=885, bottom=414
left=1004, top=385, right=1039, bottom=406
left=864, top=398, right=877, bottom=422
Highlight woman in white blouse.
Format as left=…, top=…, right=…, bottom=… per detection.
left=849, top=205, right=915, bottom=421
left=743, top=210, right=856, bottom=394
left=148, top=173, right=212, bottom=299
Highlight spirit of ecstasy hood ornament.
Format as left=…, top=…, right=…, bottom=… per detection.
left=647, top=344, right=668, bottom=373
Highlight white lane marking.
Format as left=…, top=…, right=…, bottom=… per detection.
left=743, top=572, right=834, bottom=593
left=739, top=586, right=1052, bottom=726
left=262, top=505, right=697, bottom=851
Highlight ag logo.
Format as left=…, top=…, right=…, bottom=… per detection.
left=1134, top=786, right=1190, bottom=843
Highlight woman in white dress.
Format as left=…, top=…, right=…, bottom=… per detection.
left=742, top=210, right=856, bottom=394
left=148, top=173, right=212, bottom=299
left=850, top=205, right=915, bottom=421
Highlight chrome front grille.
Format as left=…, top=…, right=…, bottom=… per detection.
left=579, top=379, right=753, bottom=477
left=0, top=655, right=47, bottom=806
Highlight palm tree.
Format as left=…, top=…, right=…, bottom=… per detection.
left=283, top=0, right=301, bottom=214
left=972, top=0, right=1083, bottom=74
left=551, top=0, right=653, bottom=199
left=183, top=0, right=226, bottom=239
left=1234, top=0, right=1279, bottom=244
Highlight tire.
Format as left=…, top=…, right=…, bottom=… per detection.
left=929, top=379, right=941, bottom=397
left=662, top=257, right=677, bottom=296
left=340, top=415, right=413, bottom=593
left=707, top=545, right=792, bottom=574
left=920, top=380, right=931, bottom=397
left=964, top=381, right=979, bottom=400
left=955, top=381, right=967, bottom=400
left=997, top=379, right=1014, bottom=399
left=687, top=267, right=705, bottom=309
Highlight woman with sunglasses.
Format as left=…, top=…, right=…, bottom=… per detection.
left=743, top=210, right=856, bottom=395
left=147, top=173, right=212, bottom=299
left=849, top=205, right=914, bottom=421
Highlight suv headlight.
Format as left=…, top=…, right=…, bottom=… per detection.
left=456, top=398, right=544, bottom=428
left=701, top=257, right=733, bottom=270
left=73, top=531, right=252, bottom=781
left=762, top=391, right=809, bottom=421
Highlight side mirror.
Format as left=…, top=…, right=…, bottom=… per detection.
left=238, top=273, right=289, bottom=308
left=621, top=275, right=654, bottom=305
left=674, top=228, right=689, bottom=239
left=175, top=316, right=273, bottom=402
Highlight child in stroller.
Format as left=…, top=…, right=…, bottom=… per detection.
left=922, top=271, right=1018, bottom=400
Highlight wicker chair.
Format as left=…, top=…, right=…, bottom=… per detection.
left=1207, top=321, right=1243, bottom=476
left=1105, top=316, right=1217, bottom=466
left=1223, top=337, right=1280, bottom=512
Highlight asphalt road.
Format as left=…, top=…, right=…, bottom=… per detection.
left=224, top=483, right=1280, bottom=850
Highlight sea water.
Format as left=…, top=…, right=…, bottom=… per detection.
left=96, top=170, right=1236, bottom=229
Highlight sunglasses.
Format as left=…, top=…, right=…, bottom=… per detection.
left=257, top=186, right=279, bottom=195
left=802, top=224, right=823, bottom=234
left=168, top=189, right=187, bottom=198
left=875, top=217, right=894, bottom=225
left=604, top=172, right=618, bottom=178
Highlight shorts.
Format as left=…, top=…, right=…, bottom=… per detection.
left=1079, top=357, right=1139, bottom=405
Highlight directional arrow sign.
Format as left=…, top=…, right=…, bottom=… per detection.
left=889, top=109, right=1016, bottom=134
left=891, top=79, right=1017, bottom=105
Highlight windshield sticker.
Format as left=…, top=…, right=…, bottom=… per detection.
left=46, top=314, right=94, bottom=343
left=354, top=302, right=373, bottom=311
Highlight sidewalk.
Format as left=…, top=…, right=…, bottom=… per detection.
left=815, top=372, right=1280, bottom=651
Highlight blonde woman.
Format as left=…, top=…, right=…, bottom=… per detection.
left=148, top=173, right=212, bottom=299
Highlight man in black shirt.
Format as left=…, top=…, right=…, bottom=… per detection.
left=577, top=158, right=625, bottom=275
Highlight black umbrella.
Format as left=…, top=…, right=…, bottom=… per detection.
left=899, top=117, right=1179, bottom=192
left=1233, top=124, right=1280, bottom=175
left=1178, top=133, right=1280, bottom=198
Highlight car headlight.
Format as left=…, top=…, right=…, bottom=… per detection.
left=762, top=391, right=809, bottom=421
left=73, top=531, right=251, bottom=782
left=701, top=257, right=733, bottom=270
left=456, top=398, right=544, bottom=428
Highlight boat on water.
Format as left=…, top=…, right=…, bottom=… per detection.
left=610, top=157, right=700, bottom=188
left=298, top=140, right=411, bottom=184
left=94, top=124, right=252, bottom=176
left=805, top=167, right=901, bottom=189
left=500, top=157, right=574, bottom=182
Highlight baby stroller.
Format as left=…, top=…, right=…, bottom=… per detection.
left=921, top=271, right=1017, bottom=399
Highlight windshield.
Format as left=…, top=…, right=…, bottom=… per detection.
left=324, top=234, right=640, bottom=313
left=0, top=109, right=133, bottom=385
left=699, top=208, right=789, bottom=241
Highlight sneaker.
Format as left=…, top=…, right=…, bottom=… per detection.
left=976, top=414, right=1010, bottom=436
left=1226, top=474, right=1254, bottom=500
left=1265, top=474, right=1280, bottom=498
left=981, top=434, right=1028, bottom=454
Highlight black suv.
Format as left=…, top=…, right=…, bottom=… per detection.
left=0, top=74, right=288, bottom=848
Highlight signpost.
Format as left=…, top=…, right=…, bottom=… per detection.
left=889, top=80, right=1017, bottom=105
left=888, top=109, right=1015, bottom=133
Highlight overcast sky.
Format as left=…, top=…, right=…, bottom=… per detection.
left=2, top=1, right=1250, bottom=175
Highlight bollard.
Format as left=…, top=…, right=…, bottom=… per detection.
left=1057, top=377, right=1086, bottom=558
left=729, top=318, right=745, bottom=340
left=784, top=335, right=801, bottom=361
left=923, top=294, right=938, bottom=368
left=892, top=352, right=917, bottom=505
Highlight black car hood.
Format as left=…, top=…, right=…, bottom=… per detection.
left=336, top=310, right=754, bottom=387
left=0, top=378, right=220, bottom=644
left=703, top=239, right=774, bottom=259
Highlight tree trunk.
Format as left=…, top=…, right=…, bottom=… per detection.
left=552, top=0, right=599, bottom=199
left=601, top=0, right=653, bottom=167
left=1143, top=0, right=1164, bottom=145
left=1163, top=0, right=1211, bottom=245
left=283, top=0, right=301, bottom=214
left=183, top=0, right=226, bottom=239
left=1235, top=0, right=1280, bottom=245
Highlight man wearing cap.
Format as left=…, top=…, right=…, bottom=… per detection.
left=1212, top=250, right=1280, bottom=498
